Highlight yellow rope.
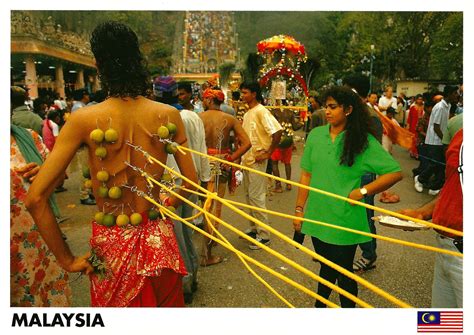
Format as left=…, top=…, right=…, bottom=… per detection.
left=147, top=176, right=365, bottom=307
left=178, top=145, right=463, bottom=237
left=188, top=183, right=307, bottom=307
left=202, top=212, right=295, bottom=308
left=198, top=195, right=296, bottom=307
left=179, top=185, right=460, bottom=257
left=188, top=189, right=460, bottom=258
left=144, top=194, right=340, bottom=308
left=264, top=105, right=308, bottom=111
left=146, top=158, right=386, bottom=307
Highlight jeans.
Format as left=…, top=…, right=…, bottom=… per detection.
left=418, top=144, right=445, bottom=190
left=358, top=173, right=376, bottom=261
left=173, top=194, right=199, bottom=295
left=432, top=234, right=463, bottom=308
left=311, top=237, right=358, bottom=308
left=413, top=143, right=429, bottom=176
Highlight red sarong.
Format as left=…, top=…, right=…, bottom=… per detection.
left=90, top=213, right=187, bottom=307
left=207, top=147, right=231, bottom=155
left=128, top=270, right=184, bottom=307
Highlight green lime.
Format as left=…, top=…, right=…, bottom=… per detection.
left=157, top=125, right=170, bottom=139
left=108, top=186, right=122, bottom=199
left=95, top=146, right=107, bottom=158
left=94, top=212, right=104, bottom=224
left=97, top=186, right=109, bottom=198
left=96, top=170, right=110, bottom=182
left=102, top=214, right=116, bottom=227
left=116, top=214, right=130, bottom=228
left=165, top=142, right=178, bottom=155
left=90, top=129, right=104, bottom=143
left=166, top=122, right=177, bottom=136
left=130, top=213, right=143, bottom=226
left=148, top=209, right=160, bottom=220
left=104, top=128, right=118, bottom=143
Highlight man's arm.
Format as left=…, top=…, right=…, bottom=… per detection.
left=229, top=118, right=251, bottom=162
left=434, top=123, right=443, bottom=140
left=25, top=112, right=93, bottom=273
left=255, top=129, right=283, bottom=163
left=399, top=196, right=439, bottom=221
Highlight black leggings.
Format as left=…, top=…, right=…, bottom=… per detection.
left=311, top=237, right=358, bottom=308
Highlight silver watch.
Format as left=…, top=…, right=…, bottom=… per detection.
left=360, top=187, right=368, bottom=196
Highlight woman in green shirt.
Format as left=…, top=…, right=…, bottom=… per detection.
left=293, top=86, right=402, bottom=307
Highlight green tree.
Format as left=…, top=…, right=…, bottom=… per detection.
left=429, top=13, right=463, bottom=81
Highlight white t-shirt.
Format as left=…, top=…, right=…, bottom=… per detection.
left=378, top=96, right=397, bottom=112
left=425, top=100, right=450, bottom=146
left=166, top=109, right=211, bottom=183
left=242, top=104, right=282, bottom=166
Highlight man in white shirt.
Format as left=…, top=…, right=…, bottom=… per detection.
left=415, top=85, right=459, bottom=194
left=378, top=85, right=397, bottom=114
left=155, top=76, right=211, bottom=304
left=240, top=82, right=282, bottom=249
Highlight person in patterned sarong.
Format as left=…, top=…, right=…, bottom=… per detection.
left=25, top=21, right=198, bottom=307
left=11, top=86, right=71, bottom=307
left=198, top=88, right=251, bottom=266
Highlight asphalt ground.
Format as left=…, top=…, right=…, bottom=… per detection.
left=56, top=130, right=437, bottom=308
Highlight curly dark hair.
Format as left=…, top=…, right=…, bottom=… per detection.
left=90, top=21, right=149, bottom=98
left=322, top=86, right=376, bottom=167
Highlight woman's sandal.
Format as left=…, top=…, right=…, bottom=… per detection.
left=353, top=257, right=376, bottom=272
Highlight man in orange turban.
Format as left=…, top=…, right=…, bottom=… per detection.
left=202, top=88, right=225, bottom=104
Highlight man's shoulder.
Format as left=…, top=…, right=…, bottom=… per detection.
left=251, top=103, right=268, bottom=113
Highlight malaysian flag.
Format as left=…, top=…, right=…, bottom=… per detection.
left=417, top=311, right=463, bottom=333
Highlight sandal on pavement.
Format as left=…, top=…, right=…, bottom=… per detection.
left=353, top=257, right=376, bottom=272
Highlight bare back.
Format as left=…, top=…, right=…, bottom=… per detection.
left=30, top=96, right=197, bottom=216
left=199, top=109, right=237, bottom=149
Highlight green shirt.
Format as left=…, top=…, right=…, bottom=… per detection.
left=442, top=113, right=463, bottom=145
left=300, top=125, right=401, bottom=245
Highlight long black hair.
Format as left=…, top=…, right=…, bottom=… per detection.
left=322, top=86, right=376, bottom=167
left=90, top=21, right=149, bottom=98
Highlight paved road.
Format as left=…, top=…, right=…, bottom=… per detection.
left=57, top=130, right=437, bottom=308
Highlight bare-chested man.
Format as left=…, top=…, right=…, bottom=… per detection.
left=25, top=21, right=198, bottom=307
left=198, top=87, right=251, bottom=266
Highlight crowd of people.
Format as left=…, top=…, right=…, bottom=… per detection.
left=10, top=21, right=462, bottom=310
left=183, top=12, right=237, bottom=73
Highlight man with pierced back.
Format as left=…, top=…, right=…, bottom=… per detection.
left=26, top=21, right=198, bottom=307
left=198, top=87, right=251, bottom=266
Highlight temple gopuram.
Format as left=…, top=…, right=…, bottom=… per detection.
left=172, top=11, right=241, bottom=83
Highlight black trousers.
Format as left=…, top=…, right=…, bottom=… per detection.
left=311, top=236, right=358, bottom=308
left=418, top=144, right=445, bottom=190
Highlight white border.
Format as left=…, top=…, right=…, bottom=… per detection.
left=2, top=1, right=472, bottom=335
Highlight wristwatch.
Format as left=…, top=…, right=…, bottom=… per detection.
left=360, top=187, right=368, bottom=196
